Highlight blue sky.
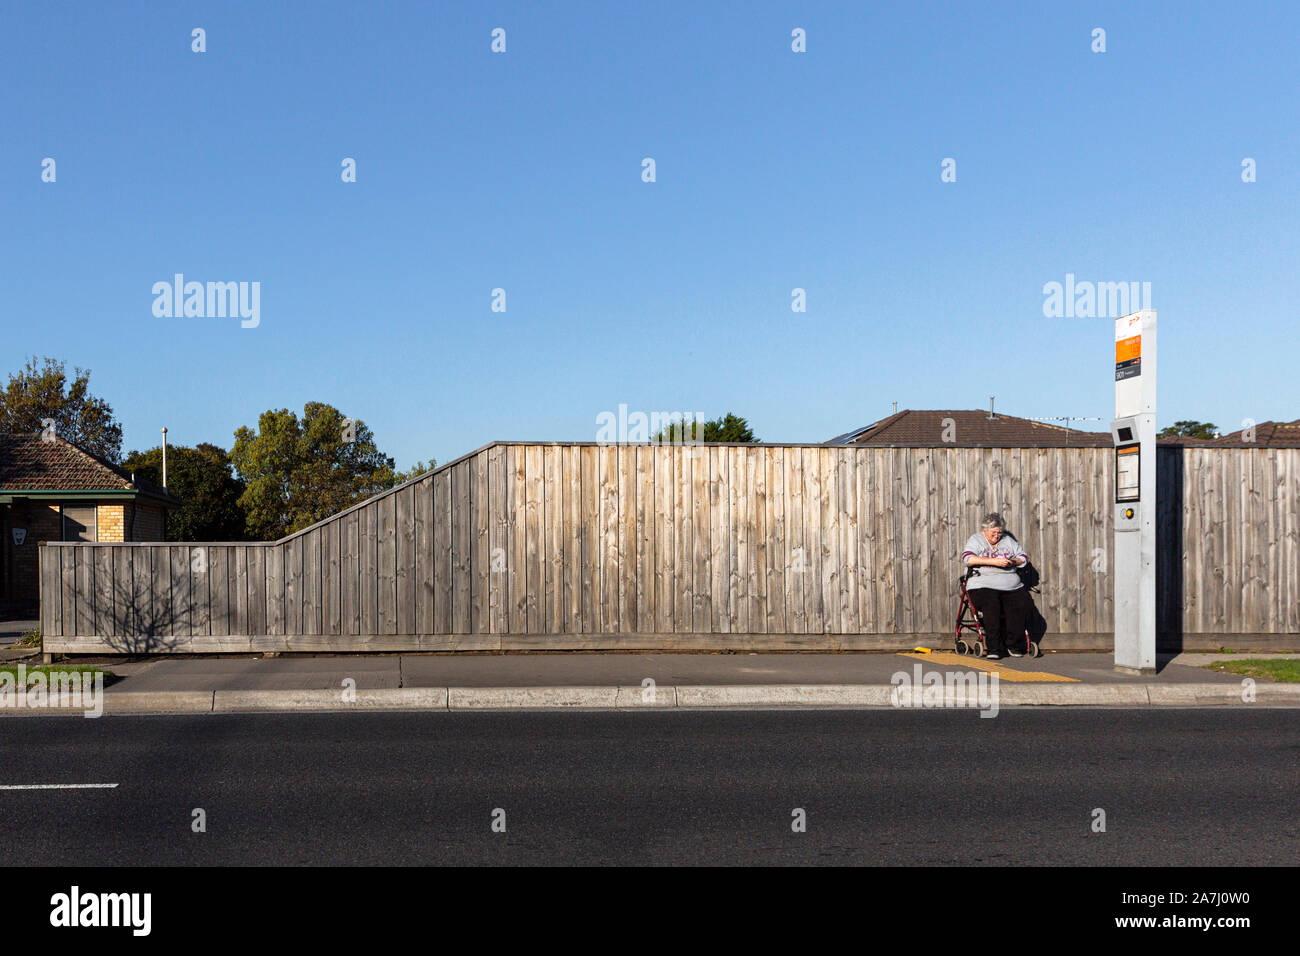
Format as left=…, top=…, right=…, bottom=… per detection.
left=4, top=1, right=1297, bottom=468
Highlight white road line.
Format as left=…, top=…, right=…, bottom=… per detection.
left=0, top=783, right=119, bottom=790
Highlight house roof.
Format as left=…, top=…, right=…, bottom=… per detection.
left=827, top=410, right=1300, bottom=450
left=0, top=433, right=181, bottom=506
left=1159, top=419, right=1300, bottom=448
left=825, top=410, right=1113, bottom=447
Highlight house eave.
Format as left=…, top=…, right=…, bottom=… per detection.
left=0, top=489, right=182, bottom=508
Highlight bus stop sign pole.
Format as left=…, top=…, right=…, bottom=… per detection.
left=1110, top=310, right=1157, bottom=675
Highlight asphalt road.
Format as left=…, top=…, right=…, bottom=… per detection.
left=1, top=710, right=1296, bottom=865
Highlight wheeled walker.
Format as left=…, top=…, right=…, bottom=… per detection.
left=954, top=569, right=1040, bottom=658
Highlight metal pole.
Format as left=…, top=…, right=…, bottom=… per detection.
left=1111, top=311, right=1157, bottom=674
left=161, top=427, right=168, bottom=489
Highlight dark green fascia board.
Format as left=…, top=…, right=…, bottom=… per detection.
left=0, top=489, right=181, bottom=508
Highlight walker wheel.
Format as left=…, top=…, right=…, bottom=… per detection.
left=955, top=640, right=968, bottom=656
left=1028, top=641, right=1039, bottom=659
left=974, top=641, right=986, bottom=658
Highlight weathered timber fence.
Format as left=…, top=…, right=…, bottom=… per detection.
left=39, top=442, right=1300, bottom=654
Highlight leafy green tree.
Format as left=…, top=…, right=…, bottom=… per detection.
left=1158, top=421, right=1219, bottom=439
left=394, top=460, right=437, bottom=484
left=123, top=443, right=248, bottom=541
left=704, top=413, right=758, bottom=443
left=653, top=412, right=759, bottom=443
left=230, top=403, right=399, bottom=539
left=0, top=356, right=124, bottom=462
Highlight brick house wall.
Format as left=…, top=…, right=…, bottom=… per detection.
left=98, top=503, right=126, bottom=542
left=131, top=504, right=165, bottom=541
left=2, top=501, right=63, bottom=605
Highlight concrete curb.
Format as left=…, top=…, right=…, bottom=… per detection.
left=675, top=684, right=894, bottom=707
left=214, top=688, right=449, bottom=712
left=3, top=682, right=1296, bottom=715
left=105, top=691, right=217, bottom=714
left=1146, top=684, right=1276, bottom=706
left=447, top=686, right=678, bottom=710
left=997, top=684, right=1153, bottom=706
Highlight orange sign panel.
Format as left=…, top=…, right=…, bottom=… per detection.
left=1115, top=335, right=1141, bottom=364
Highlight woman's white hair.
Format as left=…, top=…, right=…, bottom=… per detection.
left=981, top=512, right=1005, bottom=530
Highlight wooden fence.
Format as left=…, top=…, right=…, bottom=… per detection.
left=39, top=442, right=1300, bottom=654
left=1158, top=446, right=1300, bottom=638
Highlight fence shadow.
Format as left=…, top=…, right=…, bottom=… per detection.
left=970, top=531, right=1050, bottom=651
left=1156, top=448, right=1185, bottom=662
left=100, top=560, right=183, bottom=655
left=1015, top=556, right=1049, bottom=649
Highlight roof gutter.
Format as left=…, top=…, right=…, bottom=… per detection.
left=0, top=489, right=182, bottom=508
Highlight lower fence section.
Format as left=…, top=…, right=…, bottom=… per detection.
left=41, top=631, right=1300, bottom=655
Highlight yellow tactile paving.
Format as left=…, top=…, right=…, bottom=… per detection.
left=899, top=651, right=1079, bottom=682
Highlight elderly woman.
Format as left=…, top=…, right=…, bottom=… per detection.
left=961, top=513, right=1030, bottom=660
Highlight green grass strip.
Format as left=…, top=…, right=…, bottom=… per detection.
left=1202, top=659, right=1300, bottom=683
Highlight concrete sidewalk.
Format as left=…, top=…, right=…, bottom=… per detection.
left=3, top=649, right=1297, bottom=714
left=77, top=650, right=1270, bottom=689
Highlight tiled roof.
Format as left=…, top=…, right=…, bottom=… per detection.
left=0, top=433, right=180, bottom=504
left=1159, top=419, right=1300, bottom=448
left=826, top=410, right=1113, bottom=447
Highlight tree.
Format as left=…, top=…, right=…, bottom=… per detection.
left=0, top=356, right=124, bottom=462
left=229, top=402, right=399, bottom=539
left=123, top=443, right=248, bottom=541
left=653, top=412, right=759, bottom=443
left=702, top=413, right=758, bottom=443
left=394, top=459, right=437, bottom=484
left=1158, top=421, right=1219, bottom=439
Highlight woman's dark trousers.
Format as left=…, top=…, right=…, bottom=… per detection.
left=968, top=587, right=1030, bottom=655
